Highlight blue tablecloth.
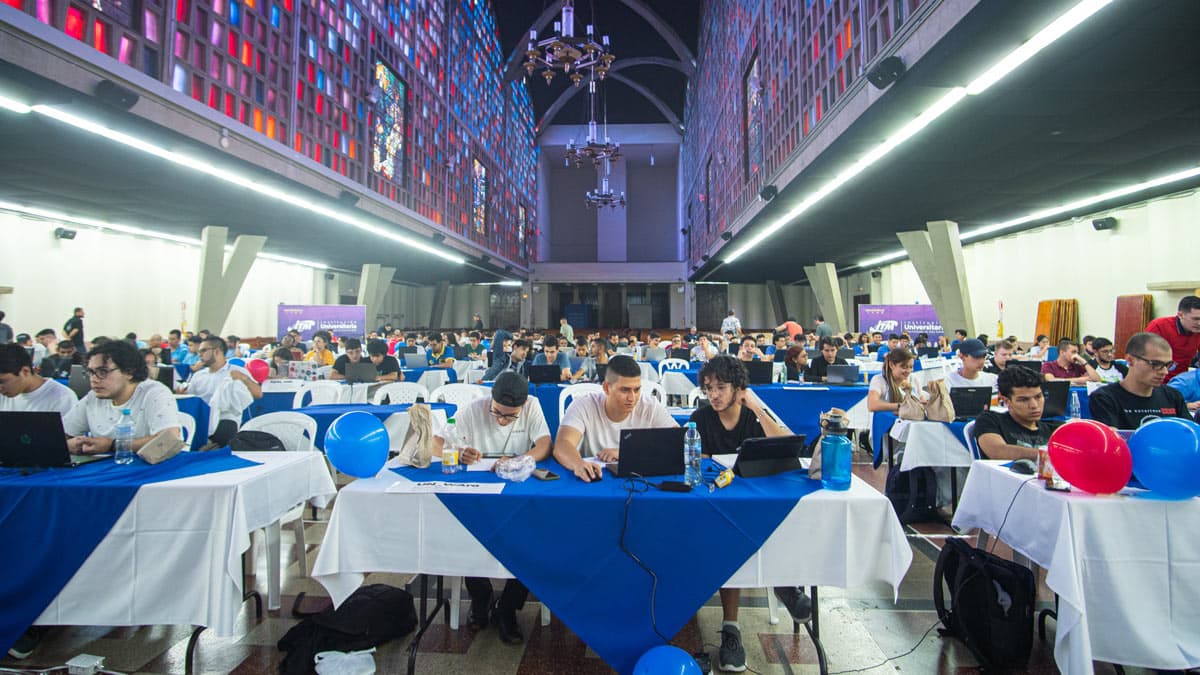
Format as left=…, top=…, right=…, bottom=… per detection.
left=393, top=457, right=820, bottom=674
left=0, top=449, right=259, bottom=656
left=248, top=390, right=296, bottom=418
left=752, top=384, right=871, bottom=443
left=300, top=402, right=456, bottom=450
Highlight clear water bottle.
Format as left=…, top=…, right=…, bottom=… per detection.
left=441, top=419, right=460, bottom=474
left=684, top=422, right=702, bottom=487
left=114, top=408, right=135, bottom=464
left=1069, top=391, right=1081, bottom=419
left=820, top=412, right=851, bottom=491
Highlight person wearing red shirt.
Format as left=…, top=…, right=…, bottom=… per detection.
left=1145, top=295, right=1200, bottom=382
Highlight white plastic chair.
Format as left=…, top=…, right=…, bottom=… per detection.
left=962, top=419, right=980, bottom=459
left=372, top=381, right=430, bottom=405
left=429, top=383, right=491, bottom=409
left=558, top=383, right=603, bottom=422
left=641, top=380, right=666, bottom=404
left=686, top=387, right=704, bottom=407
left=657, top=358, right=690, bottom=379
left=292, top=381, right=345, bottom=408
left=177, top=411, right=196, bottom=449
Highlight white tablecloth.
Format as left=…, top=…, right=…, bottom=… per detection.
left=894, top=420, right=973, bottom=471
left=35, top=452, right=337, bottom=636
left=312, top=472, right=911, bottom=607
left=952, top=461, right=1200, bottom=673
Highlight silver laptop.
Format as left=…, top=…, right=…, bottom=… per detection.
left=403, top=353, right=428, bottom=369
left=344, top=361, right=378, bottom=384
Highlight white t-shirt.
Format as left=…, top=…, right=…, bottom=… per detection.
left=0, top=378, right=77, bottom=418
left=187, top=363, right=254, bottom=423
left=1094, top=364, right=1124, bottom=383
left=436, top=395, right=551, bottom=458
left=559, top=391, right=678, bottom=458
left=63, top=379, right=179, bottom=439
left=944, top=369, right=998, bottom=392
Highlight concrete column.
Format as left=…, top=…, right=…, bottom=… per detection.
left=595, top=160, right=628, bottom=262
left=429, top=281, right=450, bottom=329
left=803, top=263, right=847, bottom=333
left=766, top=280, right=788, bottom=325
left=897, top=220, right=975, bottom=336
left=356, top=264, right=395, bottom=331
left=194, top=226, right=265, bottom=333
left=537, top=152, right=552, bottom=263
left=374, top=267, right=395, bottom=324
left=683, top=282, right=696, bottom=328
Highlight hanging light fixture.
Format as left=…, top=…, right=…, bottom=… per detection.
left=586, top=156, right=626, bottom=209
left=523, top=0, right=615, bottom=86
left=565, top=73, right=620, bottom=167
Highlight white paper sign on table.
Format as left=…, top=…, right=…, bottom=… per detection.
left=386, top=481, right=506, bottom=494
left=466, top=458, right=499, bottom=472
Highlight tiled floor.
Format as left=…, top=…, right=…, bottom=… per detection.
left=1, top=458, right=1171, bottom=674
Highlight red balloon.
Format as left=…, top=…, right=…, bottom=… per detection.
left=1047, top=419, right=1131, bottom=494
left=246, top=359, right=270, bottom=383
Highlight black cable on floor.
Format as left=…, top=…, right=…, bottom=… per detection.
left=826, top=619, right=941, bottom=674
left=619, top=475, right=671, bottom=645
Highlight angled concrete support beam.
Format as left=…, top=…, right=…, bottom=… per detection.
left=357, top=264, right=396, bottom=329
left=766, top=280, right=788, bottom=326
left=803, top=263, right=847, bottom=333
left=897, top=220, right=975, bottom=336
left=194, top=226, right=265, bottom=334
left=429, top=281, right=450, bottom=330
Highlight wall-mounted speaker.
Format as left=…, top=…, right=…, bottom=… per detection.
left=95, top=79, right=139, bottom=109
left=870, top=269, right=882, bottom=279
left=53, top=227, right=77, bottom=240
left=759, top=185, right=778, bottom=201
left=1092, top=217, right=1118, bottom=231
left=867, top=56, right=906, bottom=90
left=720, top=231, right=732, bottom=241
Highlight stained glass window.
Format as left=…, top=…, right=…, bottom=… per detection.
left=744, top=53, right=762, bottom=182
left=371, top=60, right=406, bottom=182
left=472, top=158, right=487, bottom=234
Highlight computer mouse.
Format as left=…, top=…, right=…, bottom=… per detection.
left=1010, top=459, right=1037, bottom=475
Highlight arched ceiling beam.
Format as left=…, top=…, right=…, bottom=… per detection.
left=503, top=1, right=565, bottom=83
left=607, top=72, right=683, bottom=133
left=615, top=0, right=695, bottom=74
left=536, top=57, right=688, bottom=132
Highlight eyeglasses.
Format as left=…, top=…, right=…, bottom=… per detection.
left=84, top=367, right=118, bottom=379
left=488, top=406, right=520, bottom=421
left=1128, top=354, right=1174, bottom=371
left=198, top=347, right=214, bottom=354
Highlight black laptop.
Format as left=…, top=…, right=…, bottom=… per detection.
left=1041, top=380, right=1070, bottom=418
left=731, top=435, right=808, bottom=478
left=451, top=345, right=468, bottom=360
left=917, top=346, right=941, bottom=359
left=594, top=363, right=607, bottom=382
left=609, top=427, right=687, bottom=477
left=670, top=348, right=692, bottom=361
left=344, top=361, right=378, bottom=384
left=68, top=364, right=90, bottom=399
left=0, top=412, right=106, bottom=468
left=825, top=364, right=861, bottom=385
left=744, top=360, right=774, bottom=385
left=949, top=386, right=991, bottom=421
left=153, top=365, right=175, bottom=390
left=399, top=345, right=419, bottom=355
left=836, top=348, right=857, bottom=361
left=1008, top=360, right=1044, bottom=375
left=527, top=364, right=563, bottom=384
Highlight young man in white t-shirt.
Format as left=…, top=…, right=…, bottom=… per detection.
left=553, top=355, right=677, bottom=481
left=944, top=338, right=998, bottom=392
left=63, top=340, right=180, bottom=454
left=432, top=371, right=550, bottom=645
left=185, top=336, right=262, bottom=446
left=0, top=343, right=77, bottom=418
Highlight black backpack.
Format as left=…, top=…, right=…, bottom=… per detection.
left=885, top=465, right=939, bottom=523
left=278, top=584, right=417, bottom=675
left=230, top=429, right=286, bottom=453
left=934, top=538, right=1035, bottom=671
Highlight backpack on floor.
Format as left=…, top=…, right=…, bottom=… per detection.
left=885, top=465, right=939, bottom=524
left=278, top=584, right=417, bottom=675
left=934, top=537, right=1035, bottom=671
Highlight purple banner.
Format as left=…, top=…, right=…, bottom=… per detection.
left=277, top=305, right=367, bottom=341
left=858, top=304, right=944, bottom=341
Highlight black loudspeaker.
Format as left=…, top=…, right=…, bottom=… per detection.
left=53, top=227, right=77, bottom=240
left=870, top=269, right=883, bottom=279
left=1092, top=217, right=1118, bottom=231
left=701, top=254, right=710, bottom=262
left=720, top=231, right=733, bottom=241
left=759, top=184, right=778, bottom=201
left=336, top=190, right=359, bottom=207
left=94, top=79, right=139, bottom=109
left=867, top=56, right=906, bottom=90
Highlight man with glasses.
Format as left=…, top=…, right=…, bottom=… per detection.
left=1086, top=337, right=1127, bottom=383
left=1146, top=295, right=1200, bottom=382
left=433, top=371, right=550, bottom=646
left=63, top=340, right=180, bottom=454
left=1090, top=332, right=1191, bottom=429
left=182, top=336, right=261, bottom=446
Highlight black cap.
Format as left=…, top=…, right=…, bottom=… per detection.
left=958, top=338, right=988, bottom=358
left=491, top=371, right=529, bottom=407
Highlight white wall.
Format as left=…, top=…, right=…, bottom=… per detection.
left=875, top=189, right=1200, bottom=341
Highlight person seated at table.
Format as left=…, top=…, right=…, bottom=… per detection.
left=605, top=332, right=621, bottom=356
left=185, top=336, right=262, bottom=447
left=1167, top=365, right=1200, bottom=416
left=140, top=348, right=168, bottom=384
left=484, top=337, right=529, bottom=381
left=685, top=355, right=801, bottom=670
left=804, top=337, right=847, bottom=383
left=1090, top=332, right=1192, bottom=429
left=948, top=328, right=968, bottom=352
left=573, top=340, right=588, bottom=358
left=225, top=335, right=249, bottom=359
left=180, top=334, right=206, bottom=373
left=685, top=325, right=701, bottom=344
left=853, top=333, right=871, bottom=356
left=465, top=331, right=487, bottom=361
left=0, top=343, right=77, bottom=417
left=667, top=333, right=685, bottom=353
left=877, top=333, right=900, bottom=360
left=983, top=339, right=1015, bottom=376
left=330, top=338, right=370, bottom=380
left=972, top=366, right=1062, bottom=461
left=269, top=346, right=294, bottom=378
left=574, top=337, right=609, bottom=382
left=425, top=333, right=454, bottom=367
left=38, top=339, right=84, bottom=378
left=531, top=338, right=571, bottom=381
left=690, top=334, right=719, bottom=362
left=867, top=348, right=922, bottom=416
left=167, top=330, right=188, bottom=364
left=1086, top=337, right=1127, bottom=384
left=553, top=355, right=676, bottom=481
left=1080, top=334, right=1096, bottom=361
left=736, top=336, right=764, bottom=362
left=365, top=338, right=402, bottom=382
left=433, top=371, right=550, bottom=645
left=1027, top=334, right=1050, bottom=360
left=31, top=328, right=56, bottom=369
left=770, top=334, right=790, bottom=362
left=276, top=332, right=305, bottom=360
left=1041, top=338, right=1097, bottom=385
left=945, top=339, right=999, bottom=391
left=63, top=340, right=181, bottom=454
left=304, top=330, right=336, bottom=367
left=782, top=346, right=809, bottom=382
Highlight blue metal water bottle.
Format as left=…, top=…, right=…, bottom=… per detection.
left=820, top=412, right=852, bottom=491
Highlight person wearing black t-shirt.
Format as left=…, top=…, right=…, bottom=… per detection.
left=687, top=356, right=799, bottom=672
left=1090, top=332, right=1190, bottom=429
left=365, top=338, right=402, bottom=382
left=972, top=366, right=1061, bottom=461
left=804, top=337, right=847, bottom=382
left=62, top=307, right=85, bottom=353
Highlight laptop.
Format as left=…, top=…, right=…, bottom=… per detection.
left=595, top=363, right=607, bottom=382
left=608, top=427, right=687, bottom=477
left=0, top=412, right=106, bottom=467
left=451, top=345, right=468, bottom=360
left=1041, top=380, right=1070, bottom=418
left=1008, top=360, right=1044, bottom=375
left=825, top=364, right=861, bottom=385
left=153, top=365, right=175, bottom=390
left=399, top=345, right=419, bottom=354
left=731, top=434, right=808, bottom=478
left=344, top=361, right=378, bottom=384
left=917, top=346, right=941, bottom=359
left=68, top=364, right=90, bottom=399
left=670, top=348, right=692, bottom=361
left=744, top=360, right=774, bottom=385
left=949, top=386, right=991, bottom=421
left=836, top=348, right=856, bottom=361
left=527, top=364, right=562, bottom=384
left=805, top=348, right=820, bottom=360
left=403, top=353, right=428, bottom=369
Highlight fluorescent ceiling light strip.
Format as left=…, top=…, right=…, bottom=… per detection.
left=28, top=104, right=465, bottom=265
left=0, top=92, right=32, bottom=114
left=497, top=280, right=523, bottom=286
left=724, top=87, right=966, bottom=264
left=0, top=200, right=329, bottom=269
left=855, top=165, right=1200, bottom=267
left=965, top=0, right=1113, bottom=96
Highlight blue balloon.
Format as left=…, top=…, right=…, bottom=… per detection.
left=633, top=646, right=701, bottom=675
left=1129, top=417, right=1200, bottom=499
left=325, top=411, right=389, bottom=478
left=228, top=358, right=245, bottom=367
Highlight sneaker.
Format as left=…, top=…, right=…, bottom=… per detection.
left=466, top=594, right=491, bottom=631
left=7, top=628, right=42, bottom=659
left=491, top=608, right=524, bottom=645
left=773, top=586, right=812, bottom=623
left=718, top=624, right=746, bottom=672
